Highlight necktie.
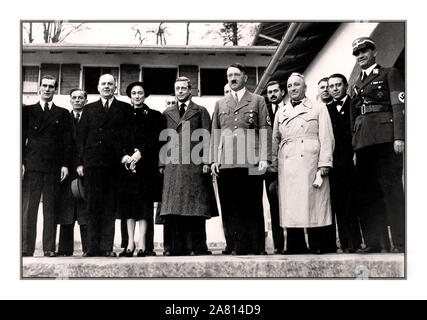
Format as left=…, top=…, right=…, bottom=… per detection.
left=273, top=104, right=278, bottom=115
left=75, top=112, right=80, bottom=122
left=361, top=71, right=367, bottom=82
left=104, top=100, right=109, bottom=112
left=291, top=100, right=302, bottom=107
left=179, top=103, right=186, bottom=118
left=234, top=92, right=239, bottom=104
left=336, top=100, right=344, bottom=112
left=43, top=102, right=49, bottom=113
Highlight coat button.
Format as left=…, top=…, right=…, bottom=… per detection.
left=235, top=119, right=238, bottom=121
left=301, top=155, right=304, bottom=157
left=234, top=126, right=238, bottom=129
left=98, top=141, right=102, bottom=144
left=234, top=111, right=238, bottom=115
left=99, top=128, right=102, bottom=131
left=234, top=133, right=237, bottom=136
left=301, top=140, right=303, bottom=143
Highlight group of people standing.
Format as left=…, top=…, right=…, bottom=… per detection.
left=22, top=36, right=405, bottom=258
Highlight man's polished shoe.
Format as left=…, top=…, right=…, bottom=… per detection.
left=44, top=251, right=57, bottom=257
left=103, top=251, right=117, bottom=257
left=222, top=249, right=232, bottom=255
left=83, top=251, right=98, bottom=257
left=231, top=250, right=247, bottom=256
left=22, top=252, right=33, bottom=257
left=356, top=247, right=387, bottom=254
left=145, top=250, right=157, bottom=256
left=163, top=250, right=172, bottom=256
left=392, top=247, right=404, bottom=253
left=274, top=249, right=284, bottom=254
left=282, top=249, right=309, bottom=255
left=253, top=250, right=267, bottom=255
left=118, top=249, right=127, bottom=257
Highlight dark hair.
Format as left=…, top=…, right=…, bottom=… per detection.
left=40, top=75, right=58, bottom=90
left=228, top=63, right=247, bottom=74
left=69, top=88, right=87, bottom=99
left=328, top=73, right=348, bottom=86
left=266, top=80, right=284, bottom=91
left=318, top=77, right=329, bottom=85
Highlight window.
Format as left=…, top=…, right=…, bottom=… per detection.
left=83, top=67, right=119, bottom=94
left=22, top=66, right=39, bottom=93
left=60, top=64, right=80, bottom=95
left=200, top=68, right=227, bottom=96
left=142, top=67, right=177, bottom=95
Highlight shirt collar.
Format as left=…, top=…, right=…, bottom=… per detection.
left=334, top=95, right=348, bottom=104
left=233, top=87, right=246, bottom=102
left=39, top=100, right=53, bottom=110
left=178, top=99, right=190, bottom=109
left=72, top=110, right=82, bottom=117
left=100, top=96, right=115, bottom=106
left=363, top=63, right=378, bottom=76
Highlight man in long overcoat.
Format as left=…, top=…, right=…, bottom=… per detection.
left=160, top=76, right=217, bottom=256
left=76, top=74, right=131, bottom=257
left=272, top=72, right=335, bottom=254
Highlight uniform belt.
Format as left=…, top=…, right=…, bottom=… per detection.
left=279, top=134, right=318, bottom=150
left=359, top=104, right=390, bottom=115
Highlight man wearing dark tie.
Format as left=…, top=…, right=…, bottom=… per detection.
left=326, top=74, right=362, bottom=253
left=56, top=89, right=89, bottom=256
left=76, top=74, right=132, bottom=257
left=349, top=37, right=405, bottom=253
left=264, top=81, right=285, bottom=254
left=22, top=75, right=72, bottom=257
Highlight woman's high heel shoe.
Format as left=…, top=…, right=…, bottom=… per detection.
left=137, top=249, right=146, bottom=257
left=125, top=247, right=135, bottom=257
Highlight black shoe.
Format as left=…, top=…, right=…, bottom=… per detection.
left=231, top=250, right=247, bottom=256
left=163, top=250, right=172, bottom=256
left=22, top=252, right=33, bottom=257
left=253, top=251, right=267, bottom=255
left=118, top=249, right=127, bottom=257
left=222, top=249, right=232, bottom=255
left=356, top=247, right=387, bottom=254
left=145, top=250, right=157, bottom=256
left=83, top=251, right=99, bottom=257
left=44, top=251, right=57, bottom=257
left=274, top=249, right=284, bottom=254
left=190, top=250, right=212, bottom=256
left=392, top=246, right=404, bottom=253
left=103, top=251, right=117, bottom=257
left=124, top=247, right=135, bottom=257
left=283, top=249, right=309, bottom=255
left=137, top=249, right=146, bottom=257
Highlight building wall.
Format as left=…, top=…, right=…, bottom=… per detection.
left=302, top=22, right=378, bottom=101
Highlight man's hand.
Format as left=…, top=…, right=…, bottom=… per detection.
left=353, top=153, right=356, bottom=166
left=77, top=165, right=84, bottom=177
left=211, top=163, right=220, bottom=177
left=131, top=149, right=142, bottom=163
left=121, top=155, right=131, bottom=164
left=258, top=160, right=268, bottom=173
left=202, top=164, right=210, bottom=174
left=394, top=140, right=404, bottom=155
left=60, top=167, right=69, bottom=182
left=319, top=166, right=330, bottom=176
left=159, top=167, right=164, bottom=175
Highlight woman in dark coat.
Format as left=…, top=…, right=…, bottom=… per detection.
left=117, top=82, right=165, bottom=257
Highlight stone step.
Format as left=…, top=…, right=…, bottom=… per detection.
left=22, top=252, right=404, bottom=278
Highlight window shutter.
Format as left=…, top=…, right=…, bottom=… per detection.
left=22, top=66, right=39, bottom=93
left=120, top=64, right=140, bottom=95
left=60, top=64, right=80, bottom=95
left=179, top=65, right=199, bottom=96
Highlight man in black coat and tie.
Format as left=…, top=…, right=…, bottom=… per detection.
left=326, top=73, right=362, bottom=253
left=22, top=75, right=72, bottom=257
left=56, top=89, right=89, bottom=256
left=76, top=74, right=131, bottom=257
left=264, top=81, right=285, bottom=254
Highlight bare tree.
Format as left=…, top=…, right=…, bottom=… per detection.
left=23, top=22, right=34, bottom=43
left=186, top=22, right=191, bottom=45
left=132, top=25, right=147, bottom=44
left=147, top=22, right=168, bottom=45
left=42, top=21, right=88, bottom=43
left=205, top=22, right=242, bottom=46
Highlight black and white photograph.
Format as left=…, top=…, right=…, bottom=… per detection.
left=2, top=0, right=427, bottom=301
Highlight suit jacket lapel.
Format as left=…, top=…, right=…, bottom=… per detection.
left=359, top=65, right=381, bottom=90
left=181, top=101, right=200, bottom=123
left=39, top=103, right=61, bottom=131
left=226, top=93, right=237, bottom=111
left=285, top=98, right=310, bottom=124
left=235, top=90, right=251, bottom=112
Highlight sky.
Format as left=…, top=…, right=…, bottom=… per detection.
left=22, top=22, right=260, bottom=46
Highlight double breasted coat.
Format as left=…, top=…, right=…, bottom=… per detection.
left=272, top=97, right=335, bottom=228
left=160, top=101, right=217, bottom=219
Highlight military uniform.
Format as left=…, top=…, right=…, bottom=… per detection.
left=211, top=89, right=272, bottom=254
left=350, top=64, right=405, bottom=251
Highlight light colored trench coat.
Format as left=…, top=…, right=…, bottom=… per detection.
left=272, top=97, right=335, bottom=228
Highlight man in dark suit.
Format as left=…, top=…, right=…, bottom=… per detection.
left=211, top=63, right=272, bottom=255
left=56, top=89, right=89, bottom=256
left=22, top=75, right=72, bottom=257
left=77, top=74, right=131, bottom=257
left=349, top=37, right=405, bottom=253
left=327, top=74, right=362, bottom=253
left=264, top=81, right=285, bottom=254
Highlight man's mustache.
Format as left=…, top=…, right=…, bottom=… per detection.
left=231, top=80, right=237, bottom=84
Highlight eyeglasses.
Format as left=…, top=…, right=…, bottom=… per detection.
left=166, top=101, right=177, bottom=105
